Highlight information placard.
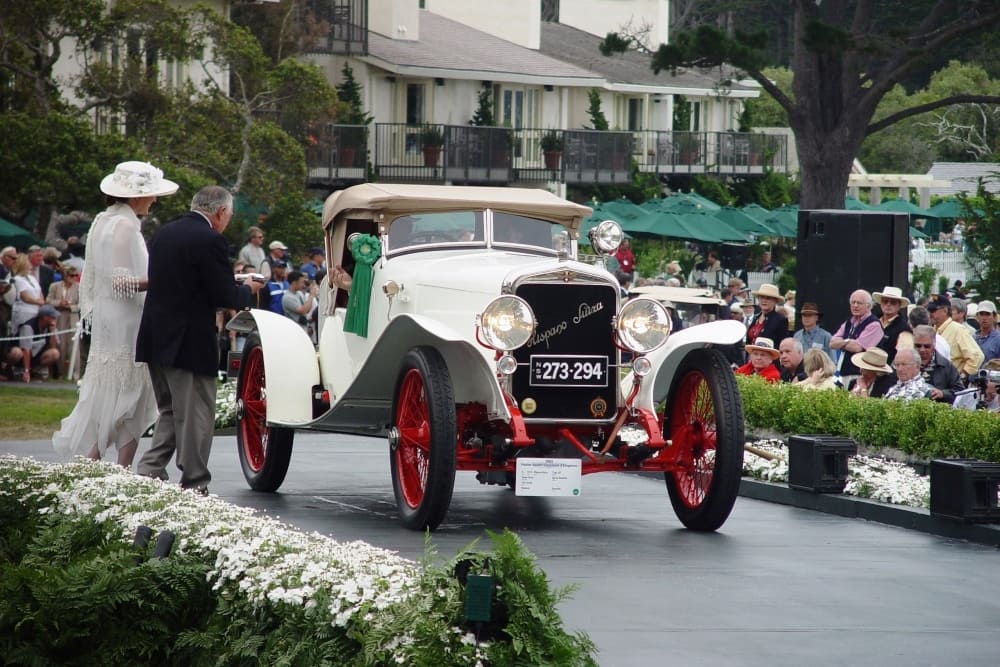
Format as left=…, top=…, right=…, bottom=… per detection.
left=514, top=458, right=582, bottom=497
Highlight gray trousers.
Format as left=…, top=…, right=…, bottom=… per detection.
left=136, top=363, right=216, bottom=490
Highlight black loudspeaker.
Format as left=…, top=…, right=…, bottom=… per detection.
left=719, top=243, right=748, bottom=272
left=796, top=210, right=909, bottom=331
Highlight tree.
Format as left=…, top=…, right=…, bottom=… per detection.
left=960, top=180, right=1000, bottom=300
left=584, top=88, right=609, bottom=131
left=470, top=89, right=495, bottom=126
left=604, top=1, right=1000, bottom=209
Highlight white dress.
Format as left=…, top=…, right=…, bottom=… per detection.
left=52, top=203, right=159, bottom=457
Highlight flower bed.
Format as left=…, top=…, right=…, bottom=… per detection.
left=0, top=456, right=597, bottom=665
left=743, top=438, right=931, bottom=508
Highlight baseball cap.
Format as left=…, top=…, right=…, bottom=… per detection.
left=977, top=300, right=997, bottom=315
left=271, top=259, right=287, bottom=269
left=268, top=241, right=288, bottom=251
left=309, top=247, right=325, bottom=256
left=926, top=295, right=951, bottom=311
left=38, top=304, right=59, bottom=318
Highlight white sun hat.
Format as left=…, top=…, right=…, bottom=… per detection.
left=100, top=161, right=179, bottom=198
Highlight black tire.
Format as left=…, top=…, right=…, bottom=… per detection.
left=389, top=346, right=457, bottom=530
left=663, top=347, right=744, bottom=531
left=236, top=333, right=294, bottom=492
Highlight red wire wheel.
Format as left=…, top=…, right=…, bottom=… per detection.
left=390, top=347, right=456, bottom=530
left=664, top=348, right=744, bottom=531
left=236, top=334, right=293, bottom=491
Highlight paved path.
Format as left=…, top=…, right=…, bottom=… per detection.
left=5, top=433, right=1000, bottom=667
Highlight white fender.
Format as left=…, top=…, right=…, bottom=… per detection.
left=227, top=309, right=320, bottom=425
left=332, top=313, right=509, bottom=421
left=624, top=319, right=746, bottom=413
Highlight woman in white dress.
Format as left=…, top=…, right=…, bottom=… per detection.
left=52, top=161, right=179, bottom=466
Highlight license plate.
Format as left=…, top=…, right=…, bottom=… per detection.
left=529, top=355, right=609, bottom=388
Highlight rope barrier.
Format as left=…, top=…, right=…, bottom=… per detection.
left=0, top=325, right=82, bottom=343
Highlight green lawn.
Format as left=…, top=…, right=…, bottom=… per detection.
left=0, top=385, right=78, bottom=441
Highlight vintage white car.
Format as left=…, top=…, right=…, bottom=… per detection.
left=228, top=183, right=747, bottom=531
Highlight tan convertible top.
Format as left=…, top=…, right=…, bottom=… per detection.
left=322, top=183, right=593, bottom=231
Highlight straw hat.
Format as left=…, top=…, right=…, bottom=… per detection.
left=751, top=283, right=784, bottom=304
left=745, top=337, right=780, bottom=358
left=100, top=161, right=179, bottom=198
left=851, top=347, right=892, bottom=374
left=872, top=286, right=910, bottom=307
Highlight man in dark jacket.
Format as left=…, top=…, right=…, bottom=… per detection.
left=136, top=186, right=262, bottom=493
left=912, top=324, right=964, bottom=404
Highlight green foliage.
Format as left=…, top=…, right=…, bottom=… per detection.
left=540, top=129, right=564, bottom=152
left=633, top=239, right=695, bottom=280
left=470, top=89, right=496, bottom=126
left=0, top=516, right=215, bottom=665
left=937, top=274, right=950, bottom=295
left=729, top=170, right=799, bottom=208
left=960, top=181, right=1000, bottom=299
left=910, top=264, right=939, bottom=299
left=258, top=194, right=324, bottom=261
left=585, top=88, right=609, bottom=131
left=692, top=176, right=735, bottom=206
left=673, top=95, right=691, bottom=131
left=336, top=62, right=373, bottom=126
left=776, top=254, right=796, bottom=293
left=420, top=124, right=445, bottom=147
left=736, top=375, right=1000, bottom=461
left=742, top=67, right=792, bottom=127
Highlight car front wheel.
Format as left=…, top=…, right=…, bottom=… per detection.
left=236, top=333, right=294, bottom=491
left=663, top=347, right=744, bottom=531
left=389, top=346, right=457, bottom=530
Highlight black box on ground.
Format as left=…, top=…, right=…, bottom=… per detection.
left=787, top=435, right=858, bottom=493
left=930, top=459, right=1000, bottom=523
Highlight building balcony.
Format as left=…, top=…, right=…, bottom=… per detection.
left=306, top=124, right=789, bottom=188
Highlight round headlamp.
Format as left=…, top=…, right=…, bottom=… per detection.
left=588, top=220, right=623, bottom=255
left=616, top=297, right=671, bottom=353
left=477, top=295, right=535, bottom=351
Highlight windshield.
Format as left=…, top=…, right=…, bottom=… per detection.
left=386, top=210, right=569, bottom=254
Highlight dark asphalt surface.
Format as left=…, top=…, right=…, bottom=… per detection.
left=5, top=432, right=1000, bottom=667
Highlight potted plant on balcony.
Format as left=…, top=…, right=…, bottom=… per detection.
left=675, top=132, right=701, bottom=165
left=421, top=124, right=445, bottom=167
left=540, top=129, right=564, bottom=170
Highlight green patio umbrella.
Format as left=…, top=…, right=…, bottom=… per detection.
left=656, top=192, right=722, bottom=213
left=844, top=195, right=871, bottom=210
left=673, top=211, right=749, bottom=243
left=761, top=206, right=798, bottom=238
left=0, top=218, right=42, bottom=249
left=713, top=206, right=774, bottom=236
left=873, top=198, right=938, bottom=219
left=927, top=198, right=982, bottom=219
left=909, top=226, right=929, bottom=239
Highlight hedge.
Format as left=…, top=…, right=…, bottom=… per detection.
left=736, top=375, right=1000, bottom=462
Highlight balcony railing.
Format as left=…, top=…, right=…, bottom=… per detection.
left=305, top=124, right=788, bottom=187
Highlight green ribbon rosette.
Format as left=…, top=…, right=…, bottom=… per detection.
left=343, top=233, right=381, bottom=337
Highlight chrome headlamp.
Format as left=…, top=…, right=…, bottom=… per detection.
left=588, top=220, right=623, bottom=255
left=616, top=297, right=671, bottom=353
left=477, top=295, right=535, bottom=351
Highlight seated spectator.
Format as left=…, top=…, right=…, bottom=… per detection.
left=794, top=301, right=833, bottom=361
left=299, top=247, right=325, bottom=281
left=735, top=337, right=781, bottom=383
left=282, top=270, right=318, bottom=335
left=908, top=304, right=950, bottom=359
left=746, top=283, right=789, bottom=346
left=5, top=304, right=61, bottom=382
left=847, top=347, right=896, bottom=398
left=265, top=260, right=289, bottom=314
left=912, top=324, right=964, bottom=403
left=45, top=265, right=80, bottom=378
left=884, top=348, right=933, bottom=401
left=797, top=348, right=838, bottom=391
left=778, top=338, right=806, bottom=383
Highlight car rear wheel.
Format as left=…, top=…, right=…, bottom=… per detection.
left=236, top=333, right=294, bottom=492
left=663, top=347, right=744, bottom=531
left=390, top=346, right=457, bottom=530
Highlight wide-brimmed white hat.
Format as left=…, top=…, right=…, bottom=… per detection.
left=745, top=337, right=780, bottom=358
left=872, top=285, right=910, bottom=307
left=751, top=283, right=784, bottom=304
left=100, top=161, right=178, bottom=198
left=851, top=347, right=892, bottom=374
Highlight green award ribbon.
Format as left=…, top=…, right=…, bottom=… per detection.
left=342, top=234, right=381, bottom=337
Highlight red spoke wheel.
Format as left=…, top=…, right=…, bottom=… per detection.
left=236, top=333, right=293, bottom=491
left=664, top=348, right=743, bottom=531
left=390, top=347, right=456, bottom=530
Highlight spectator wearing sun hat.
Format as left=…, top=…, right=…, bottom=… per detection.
left=794, top=301, right=833, bottom=362
left=872, top=285, right=913, bottom=365
left=974, top=300, right=1000, bottom=363
left=927, top=294, right=983, bottom=379
left=847, top=347, right=896, bottom=398
left=261, top=239, right=288, bottom=281
left=746, top=283, right=789, bottom=348
left=735, top=337, right=781, bottom=383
